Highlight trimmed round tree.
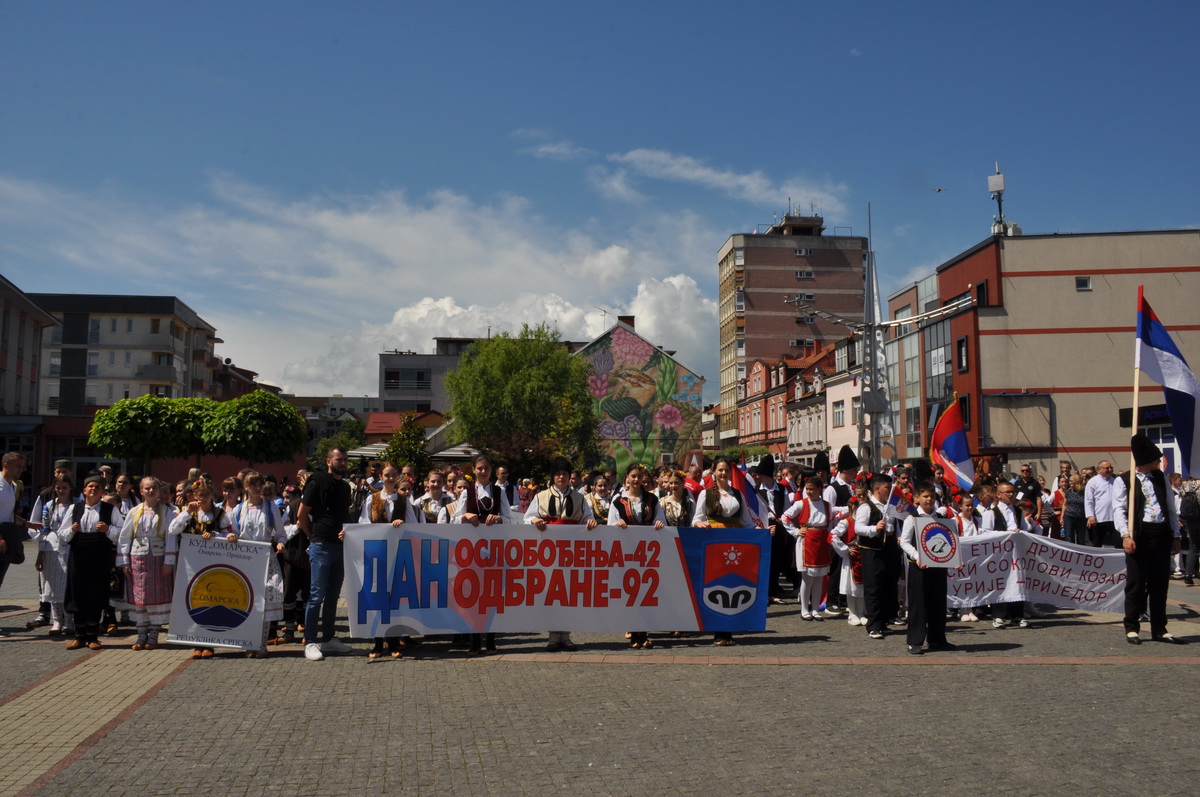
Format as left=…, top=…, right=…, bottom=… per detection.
left=202, top=389, right=308, bottom=466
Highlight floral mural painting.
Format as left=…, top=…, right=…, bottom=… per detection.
left=582, top=324, right=704, bottom=475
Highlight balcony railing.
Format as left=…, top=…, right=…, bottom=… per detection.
left=383, top=379, right=432, bottom=391
left=137, top=365, right=181, bottom=382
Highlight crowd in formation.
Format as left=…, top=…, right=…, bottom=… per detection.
left=0, top=434, right=1195, bottom=659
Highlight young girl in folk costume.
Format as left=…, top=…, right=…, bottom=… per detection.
left=415, top=470, right=454, bottom=525
left=692, top=456, right=758, bottom=646
left=116, top=477, right=178, bottom=650
left=952, top=493, right=981, bottom=622
left=231, top=471, right=286, bottom=658
left=660, top=470, right=696, bottom=529
left=28, top=477, right=76, bottom=637
left=782, top=477, right=833, bottom=621
left=445, top=475, right=469, bottom=519
left=61, top=475, right=117, bottom=650
left=607, top=464, right=666, bottom=649
left=585, top=472, right=613, bottom=523
left=168, top=478, right=235, bottom=659
left=455, top=454, right=514, bottom=656
left=526, top=456, right=597, bottom=653
left=360, top=464, right=422, bottom=659
left=830, top=494, right=866, bottom=626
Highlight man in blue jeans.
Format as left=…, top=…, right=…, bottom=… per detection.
left=297, top=446, right=354, bottom=661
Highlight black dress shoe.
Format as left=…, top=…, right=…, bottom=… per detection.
left=1126, top=632, right=1141, bottom=645
left=1152, top=634, right=1186, bottom=644
left=907, top=644, right=924, bottom=655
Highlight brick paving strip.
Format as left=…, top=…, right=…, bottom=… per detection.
left=0, top=649, right=190, bottom=797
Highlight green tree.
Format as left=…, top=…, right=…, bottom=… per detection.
left=89, top=394, right=214, bottom=471
left=203, top=389, right=308, bottom=466
left=380, top=413, right=432, bottom=476
left=445, top=323, right=600, bottom=479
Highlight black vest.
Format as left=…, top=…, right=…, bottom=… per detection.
left=1120, top=470, right=1170, bottom=533
left=615, top=492, right=661, bottom=526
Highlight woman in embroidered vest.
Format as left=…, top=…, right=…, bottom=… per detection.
left=782, top=477, right=833, bottom=621
left=115, top=477, right=177, bottom=650
left=61, top=474, right=117, bottom=650
left=585, top=472, right=613, bottom=523
left=526, top=456, right=597, bottom=652
left=360, top=464, right=422, bottom=659
left=29, top=477, right=76, bottom=638
left=416, top=470, right=454, bottom=525
left=231, top=471, right=287, bottom=658
left=607, top=464, right=666, bottom=649
left=455, top=455, right=514, bottom=656
left=692, top=457, right=756, bottom=646
left=168, top=478, right=235, bottom=659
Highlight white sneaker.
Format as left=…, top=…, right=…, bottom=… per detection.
left=321, top=638, right=353, bottom=654
left=846, top=613, right=860, bottom=626
left=992, top=618, right=1006, bottom=629
left=304, top=643, right=324, bottom=661
left=859, top=616, right=869, bottom=626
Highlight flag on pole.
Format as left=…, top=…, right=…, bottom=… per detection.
left=732, top=455, right=761, bottom=525
left=930, top=397, right=976, bottom=491
left=1136, top=287, right=1199, bottom=478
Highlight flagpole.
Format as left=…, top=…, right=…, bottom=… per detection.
left=1128, top=285, right=1144, bottom=538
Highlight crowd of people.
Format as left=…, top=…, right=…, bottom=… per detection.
left=0, top=434, right=1195, bottom=659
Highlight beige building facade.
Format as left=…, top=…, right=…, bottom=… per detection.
left=885, top=229, right=1200, bottom=479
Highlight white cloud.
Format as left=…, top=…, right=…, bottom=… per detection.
left=511, top=128, right=592, bottom=161
left=0, top=174, right=722, bottom=399
left=608, top=148, right=848, bottom=217
left=587, top=165, right=645, bottom=203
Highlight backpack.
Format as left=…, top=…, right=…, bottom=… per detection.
left=1181, top=490, right=1200, bottom=522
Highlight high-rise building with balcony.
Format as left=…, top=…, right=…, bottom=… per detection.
left=29, top=294, right=222, bottom=415
left=716, top=215, right=867, bottom=443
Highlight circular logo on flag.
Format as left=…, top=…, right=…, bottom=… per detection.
left=186, top=565, right=254, bottom=632
left=919, top=520, right=959, bottom=566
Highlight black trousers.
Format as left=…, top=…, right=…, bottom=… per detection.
left=862, top=538, right=901, bottom=635
left=1124, top=522, right=1174, bottom=635
left=906, top=562, right=948, bottom=647
left=1091, top=520, right=1117, bottom=548
left=768, top=523, right=795, bottom=595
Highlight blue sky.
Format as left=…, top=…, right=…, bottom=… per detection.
left=3, top=1, right=1198, bottom=401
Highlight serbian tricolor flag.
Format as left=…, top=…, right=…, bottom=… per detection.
left=929, top=398, right=976, bottom=491
left=732, top=455, right=761, bottom=526
left=1137, top=287, right=1199, bottom=477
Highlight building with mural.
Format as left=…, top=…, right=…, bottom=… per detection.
left=576, top=317, right=705, bottom=475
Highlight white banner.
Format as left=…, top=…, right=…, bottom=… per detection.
left=167, top=536, right=272, bottom=650
left=343, top=523, right=772, bottom=637
left=946, top=531, right=1126, bottom=613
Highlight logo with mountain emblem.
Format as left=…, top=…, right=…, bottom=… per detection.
left=186, top=565, right=254, bottom=631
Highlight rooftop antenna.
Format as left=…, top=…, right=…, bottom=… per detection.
left=809, top=201, right=817, bottom=215
left=788, top=196, right=792, bottom=215
left=988, top=161, right=1006, bottom=233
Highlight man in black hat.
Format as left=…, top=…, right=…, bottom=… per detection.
left=754, top=455, right=796, bottom=602
left=1112, top=434, right=1184, bottom=644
